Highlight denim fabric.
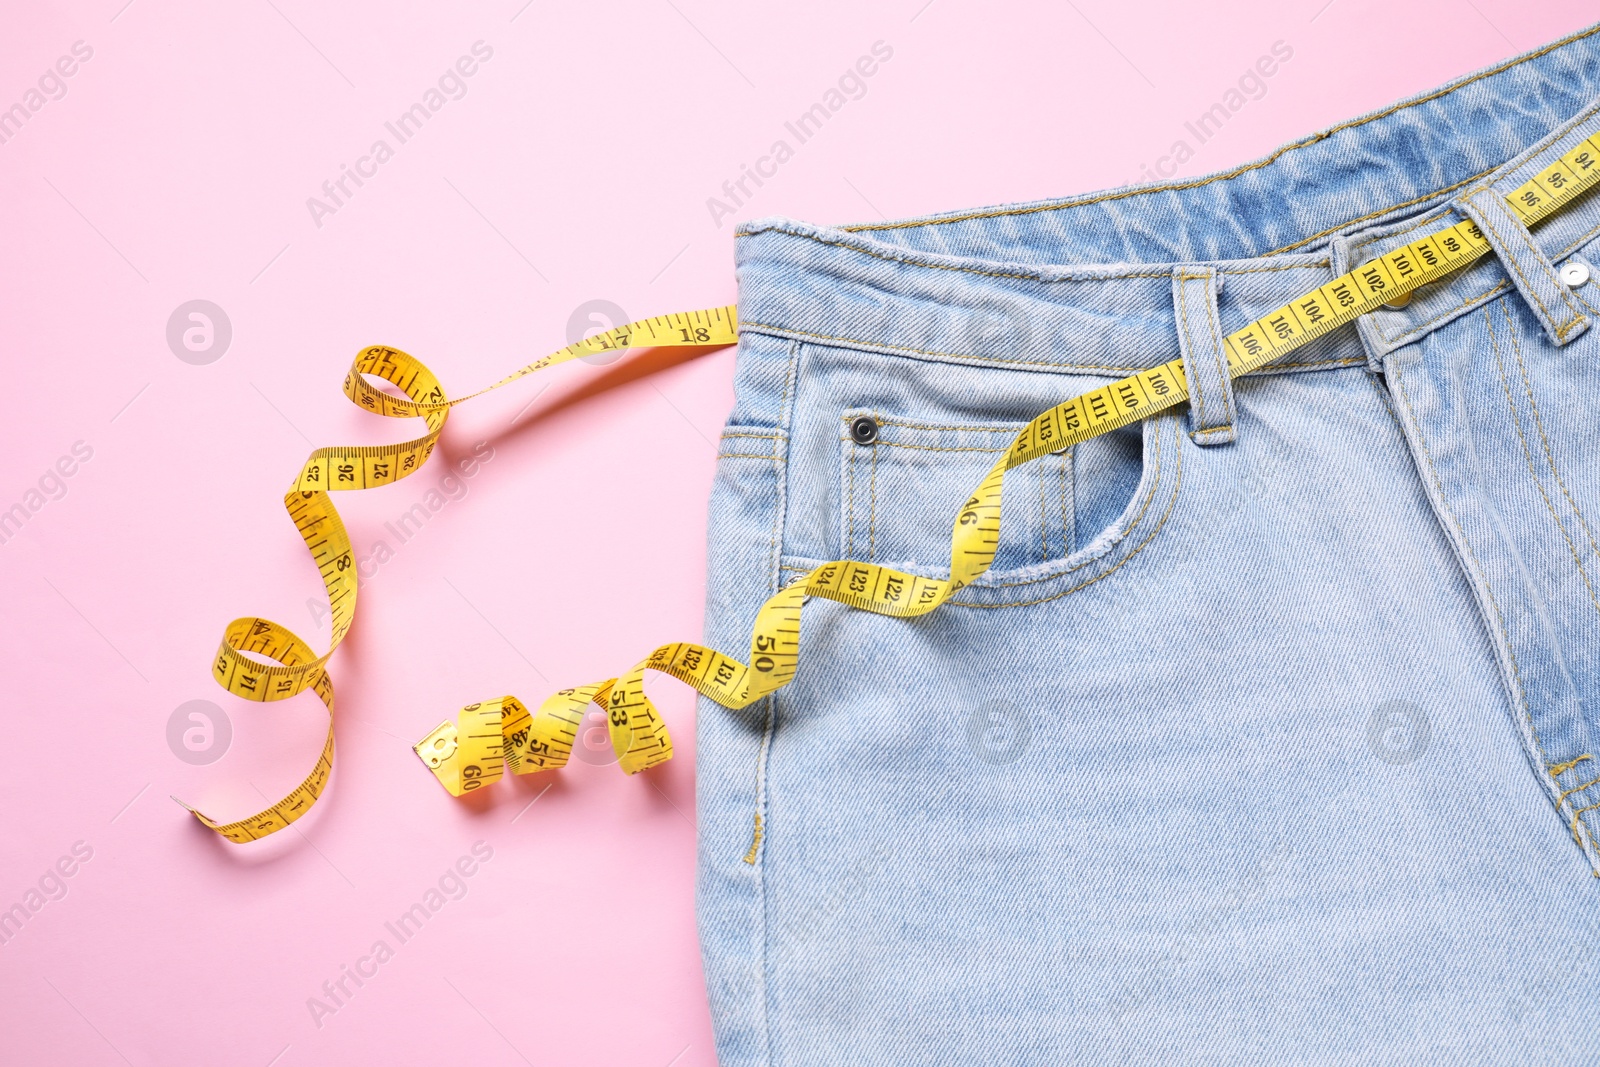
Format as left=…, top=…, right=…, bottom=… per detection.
left=698, top=24, right=1600, bottom=1066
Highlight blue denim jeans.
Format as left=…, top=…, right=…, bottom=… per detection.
left=698, top=24, right=1600, bottom=1065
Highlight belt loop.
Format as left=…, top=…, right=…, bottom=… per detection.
left=1329, top=234, right=1390, bottom=373
left=1458, top=186, right=1591, bottom=346
left=1172, top=266, right=1236, bottom=446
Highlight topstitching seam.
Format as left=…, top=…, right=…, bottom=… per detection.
left=743, top=320, right=1362, bottom=375
left=1389, top=361, right=1543, bottom=761
left=1178, top=277, right=1210, bottom=432
left=1469, top=190, right=1586, bottom=338
left=960, top=420, right=1184, bottom=608
left=832, top=24, right=1600, bottom=237
left=1501, top=300, right=1600, bottom=594
left=1202, top=274, right=1236, bottom=429
left=1486, top=304, right=1600, bottom=617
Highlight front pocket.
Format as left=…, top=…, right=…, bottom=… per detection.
left=838, top=410, right=1076, bottom=574
left=837, top=408, right=1162, bottom=585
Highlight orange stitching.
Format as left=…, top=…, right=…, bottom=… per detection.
left=836, top=25, right=1600, bottom=237
left=837, top=429, right=1074, bottom=566
left=1371, top=226, right=1600, bottom=342
left=1468, top=190, right=1585, bottom=337
left=1037, top=461, right=1049, bottom=563
left=868, top=410, right=879, bottom=561
left=743, top=319, right=1372, bottom=375
left=1572, top=286, right=1600, bottom=317
left=1558, top=221, right=1600, bottom=259
left=1502, top=301, right=1600, bottom=603
left=842, top=150, right=1474, bottom=247
left=749, top=338, right=800, bottom=868
left=1482, top=188, right=1587, bottom=335
left=960, top=420, right=1184, bottom=608
left=845, top=423, right=856, bottom=559
left=1550, top=755, right=1594, bottom=777
left=1178, top=277, right=1209, bottom=432
left=1272, top=173, right=1494, bottom=255
left=1203, top=274, right=1235, bottom=429
left=1377, top=280, right=1512, bottom=346
left=1060, top=459, right=1071, bottom=557
left=1396, top=351, right=1599, bottom=872
left=1558, top=776, right=1600, bottom=805
left=844, top=438, right=1007, bottom=454
left=1390, top=362, right=1546, bottom=761
left=768, top=340, right=798, bottom=582
left=748, top=319, right=1153, bottom=371
left=1345, top=187, right=1482, bottom=262
left=1488, top=306, right=1600, bottom=614
left=1572, top=801, right=1600, bottom=858
left=1225, top=261, right=1332, bottom=274
left=749, top=228, right=1176, bottom=282
left=743, top=225, right=1338, bottom=285
left=795, top=420, right=1170, bottom=593
left=971, top=420, right=1170, bottom=590
left=742, top=811, right=763, bottom=865
left=873, top=417, right=1029, bottom=434
left=717, top=452, right=785, bottom=461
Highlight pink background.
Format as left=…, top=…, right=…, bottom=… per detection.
left=1, top=1, right=1593, bottom=1063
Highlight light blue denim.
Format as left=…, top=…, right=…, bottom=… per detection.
left=698, top=24, right=1600, bottom=1065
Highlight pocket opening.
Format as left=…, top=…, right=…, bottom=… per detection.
left=837, top=408, right=1155, bottom=584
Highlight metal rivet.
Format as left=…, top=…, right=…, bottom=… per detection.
left=1560, top=261, right=1591, bottom=288
left=849, top=415, right=879, bottom=445
left=1382, top=290, right=1414, bottom=311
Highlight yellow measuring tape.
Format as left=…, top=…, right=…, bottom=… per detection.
left=179, top=312, right=737, bottom=841
left=187, top=138, right=1600, bottom=842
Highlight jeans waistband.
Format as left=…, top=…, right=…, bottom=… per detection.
left=733, top=22, right=1600, bottom=376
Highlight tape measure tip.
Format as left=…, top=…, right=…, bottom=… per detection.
left=413, top=720, right=459, bottom=769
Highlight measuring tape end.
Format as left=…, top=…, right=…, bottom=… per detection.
left=171, top=796, right=227, bottom=835
left=413, top=720, right=459, bottom=770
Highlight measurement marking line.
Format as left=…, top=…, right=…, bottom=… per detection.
left=251, top=782, right=356, bottom=890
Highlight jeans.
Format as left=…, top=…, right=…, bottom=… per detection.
left=698, top=23, right=1600, bottom=1065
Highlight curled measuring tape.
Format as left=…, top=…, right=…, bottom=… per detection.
left=191, top=135, right=1600, bottom=843
left=180, top=311, right=738, bottom=841
left=411, top=140, right=1600, bottom=821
